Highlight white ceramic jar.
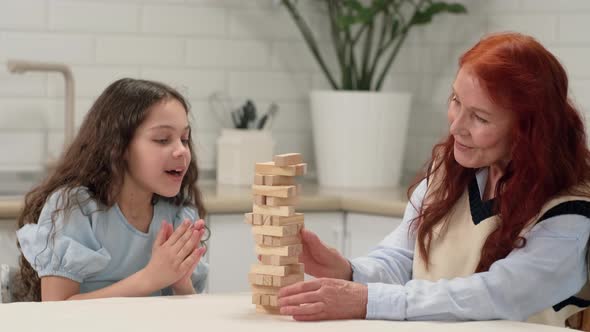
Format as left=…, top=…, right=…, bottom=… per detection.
left=216, top=129, right=275, bottom=185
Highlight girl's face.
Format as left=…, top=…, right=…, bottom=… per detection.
left=448, top=67, right=514, bottom=170
left=125, top=98, right=191, bottom=198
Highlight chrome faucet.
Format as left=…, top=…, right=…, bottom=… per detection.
left=6, top=60, right=75, bottom=146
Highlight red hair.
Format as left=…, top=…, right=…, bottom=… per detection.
left=411, top=32, right=590, bottom=272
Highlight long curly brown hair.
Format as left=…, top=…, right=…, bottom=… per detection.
left=13, top=78, right=207, bottom=301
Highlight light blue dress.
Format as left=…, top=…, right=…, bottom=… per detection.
left=17, top=187, right=208, bottom=296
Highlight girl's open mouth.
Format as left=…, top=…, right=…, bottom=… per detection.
left=165, top=169, right=184, bottom=180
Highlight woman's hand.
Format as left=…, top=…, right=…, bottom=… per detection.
left=144, top=219, right=205, bottom=291
left=299, top=228, right=352, bottom=280
left=278, top=278, right=368, bottom=321
left=171, top=219, right=207, bottom=295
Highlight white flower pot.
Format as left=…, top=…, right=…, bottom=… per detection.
left=310, top=90, right=412, bottom=188
left=216, top=129, right=275, bottom=185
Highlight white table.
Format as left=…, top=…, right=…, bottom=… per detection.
left=0, top=293, right=568, bottom=332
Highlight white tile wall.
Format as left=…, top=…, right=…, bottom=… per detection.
left=49, top=1, right=140, bottom=33
left=3, top=33, right=95, bottom=63
left=0, top=1, right=46, bottom=30
left=0, top=0, right=589, bottom=184
left=141, top=5, right=226, bottom=35
left=96, top=36, right=185, bottom=65
left=141, top=68, right=226, bottom=98
left=186, top=39, right=270, bottom=68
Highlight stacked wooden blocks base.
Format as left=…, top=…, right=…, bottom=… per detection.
left=244, top=153, right=307, bottom=314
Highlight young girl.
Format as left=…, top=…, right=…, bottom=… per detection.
left=14, top=78, right=209, bottom=301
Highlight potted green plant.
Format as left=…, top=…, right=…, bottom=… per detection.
left=282, top=0, right=467, bottom=187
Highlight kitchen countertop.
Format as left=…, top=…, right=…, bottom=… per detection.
left=0, top=180, right=409, bottom=221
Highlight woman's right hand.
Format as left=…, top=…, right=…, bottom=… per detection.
left=144, top=219, right=202, bottom=290
left=298, top=228, right=352, bottom=280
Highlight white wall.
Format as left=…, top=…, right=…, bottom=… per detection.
left=0, top=0, right=589, bottom=183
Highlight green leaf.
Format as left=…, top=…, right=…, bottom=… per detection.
left=372, top=0, right=389, bottom=8
left=426, top=2, right=448, bottom=16
left=357, top=7, right=376, bottom=23
left=343, top=0, right=364, bottom=12
left=446, top=3, right=467, bottom=13
left=411, top=11, right=432, bottom=25
left=336, top=15, right=358, bottom=29
left=369, top=0, right=391, bottom=13
left=411, top=2, right=467, bottom=26
left=390, top=19, right=399, bottom=37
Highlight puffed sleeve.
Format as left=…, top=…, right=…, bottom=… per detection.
left=173, top=205, right=209, bottom=293
left=16, top=189, right=111, bottom=283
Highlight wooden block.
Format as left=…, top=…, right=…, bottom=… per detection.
left=266, top=213, right=304, bottom=226
left=252, top=184, right=296, bottom=198
left=250, top=263, right=304, bottom=277
left=253, top=204, right=294, bottom=217
left=296, top=163, right=307, bottom=176
left=266, top=196, right=298, bottom=206
left=255, top=162, right=306, bottom=177
left=252, top=293, right=263, bottom=305
left=272, top=273, right=304, bottom=287
left=252, top=273, right=275, bottom=287
left=253, top=293, right=278, bottom=307
left=260, top=255, right=299, bottom=266
left=269, top=295, right=279, bottom=306
left=263, top=175, right=295, bottom=186
left=270, top=235, right=301, bottom=246
left=250, top=213, right=303, bottom=226
left=253, top=214, right=264, bottom=225
left=252, top=223, right=300, bottom=237
left=262, top=213, right=304, bottom=226
left=249, top=272, right=304, bottom=288
left=254, top=174, right=265, bottom=185
left=254, top=234, right=301, bottom=246
left=254, top=234, right=264, bottom=244
left=251, top=285, right=280, bottom=295
left=252, top=294, right=279, bottom=307
left=273, top=153, right=303, bottom=166
left=248, top=273, right=273, bottom=287
left=260, top=215, right=273, bottom=226
left=248, top=273, right=262, bottom=285
left=253, top=195, right=266, bottom=206
left=261, top=294, right=270, bottom=305
left=255, top=244, right=302, bottom=257
left=244, top=212, right=253, bottom=225
left=256, top=305, right=281, bottom=314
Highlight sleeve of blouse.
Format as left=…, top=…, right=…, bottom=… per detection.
left=16, top=189, right=111, bottom=283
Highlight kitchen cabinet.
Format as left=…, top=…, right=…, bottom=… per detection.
left=0, top=220, right=19, bottom=267
left=300, top=212, right=344, bottom=253
left=206, top=213, right=256, bottom=293
left=344, top=213, right=402, bottom=259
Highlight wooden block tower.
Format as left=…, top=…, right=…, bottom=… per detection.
left=244, top=153, right=307, bottom=314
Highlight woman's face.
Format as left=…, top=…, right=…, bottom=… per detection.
left=448, top=67, right=514, bottom=169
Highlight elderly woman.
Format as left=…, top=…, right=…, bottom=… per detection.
left=278, top=32, right=590, bottom=328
